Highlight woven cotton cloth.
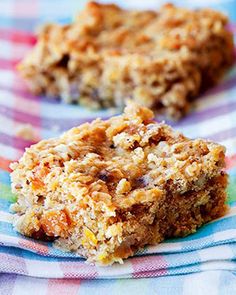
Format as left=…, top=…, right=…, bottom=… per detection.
left=1, top=0, right=236, bottom=294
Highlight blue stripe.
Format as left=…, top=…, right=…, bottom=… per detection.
left=0, top=16, right=71, bottom=31
left=0, top=220, right=19, bottom=237
left=0, top=245, right=83, bottom=262
left=164, top=251, right=201, bottom=268
left=0, top=199, right=12, bottom=211
left=0, top=170, right=10, bottom=185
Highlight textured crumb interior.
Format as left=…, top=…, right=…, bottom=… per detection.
left=10, top=103, right=228, bottom=265
left=18, top=2, right=234, bottom=119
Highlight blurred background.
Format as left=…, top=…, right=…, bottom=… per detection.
left=0, top=0, right=235, bottom=31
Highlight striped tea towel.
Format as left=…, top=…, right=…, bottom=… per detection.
left=1, top=0, right=236, bottom=294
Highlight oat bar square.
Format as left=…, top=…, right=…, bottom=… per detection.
left=18, top=2, right=234, bottom=119
left=10, top=103, right=228, bottom=265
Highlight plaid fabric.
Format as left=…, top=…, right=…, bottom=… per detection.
left=1, top=0, right=236, bottom=293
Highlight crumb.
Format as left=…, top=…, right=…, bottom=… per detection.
left=15, top=123, right=37, bottom=141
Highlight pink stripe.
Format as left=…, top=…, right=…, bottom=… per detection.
left=0, top=131, right=35, bottom=150
left=0, top=104, right=92, bottom=131
left=0, top=85, right=53, bottom=102
left=227, top=23, right=236, bottom=34
left=0, top=29, right=36, bottom=45
left=59, top=261, right=98, bottom=279
left=0, top=58, right=19, bottom=70
left=131, top=255, right=168, bottom=278
left=226, top=154, right=236, bottom=170
left=9, top=31, right=42, bottom=146
left=0, top=156, right=12, bottom=172
left=47, top=279, right=80, bottom=295
left=13, top=0, right=39, bottom=18
left=18, top=238, right=49, bottom=256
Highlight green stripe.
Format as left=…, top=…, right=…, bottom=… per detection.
left=227, top=175, right=236, bottom=204
left=0, top=183, right=16, bottom=203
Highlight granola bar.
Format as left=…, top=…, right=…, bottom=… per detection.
left=10, top=103, right=228, bottom=265
left=18, top=2, right=234, bottom=119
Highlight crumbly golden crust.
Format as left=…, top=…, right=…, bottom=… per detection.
left=10, top=103, right=228, bottom=265
left=18, top=2, right=234, bottom=119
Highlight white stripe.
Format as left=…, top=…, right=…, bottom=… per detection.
left=200, top=260, right=236, bottom=271
left=221, top=137, right=236, bottom=156
left=0, top=112, right=59, bottom=140
left=145, top=229, right=236, bottom=254
left=0, top=88, right=116, bottom=119
left=0, top=2, right=13, bottom=15
left=0, top=115, right=43, bottom=139
left=213, top=229, right=236, bottom=243
left=12, top=275, right=48, bottom=295
left=146, top=242, right=182, bottom=253
left=40, top=0, right=86, bottom=17
left=0, top=211, right=13, bottom=223
left=176, top=109, right=236, bottom=140
left=0, top=70, right=15, bottom=88
left=101, top=0, right=228, bottom=9
left=0, top=90, right=39, bottom=114
left=24, top=259, right=63, bottom=278
left=183, top=270, right=221, bottom=295
left=0, top=233, right=21, bottom=246
left=0, top=115, right=22, bottom=135
left=196, top=92, right=236, bottom=112
left=199, top=245, right=233, bottom=263
left=0, top=40, right=31, bottom=59
left=0, top=114, right=14, bottom=136
left=0, top=142, right=23, bottom=160
left=0, top=120, right=60, bottom=143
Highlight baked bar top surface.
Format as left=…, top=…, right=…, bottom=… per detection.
left=10, top=103, right=228, bottom=264
left=18, top=2, right=234, bottom=119
left=22, top=2, right=230, bottom=62
left=11, top=102, right=225, bottom=206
